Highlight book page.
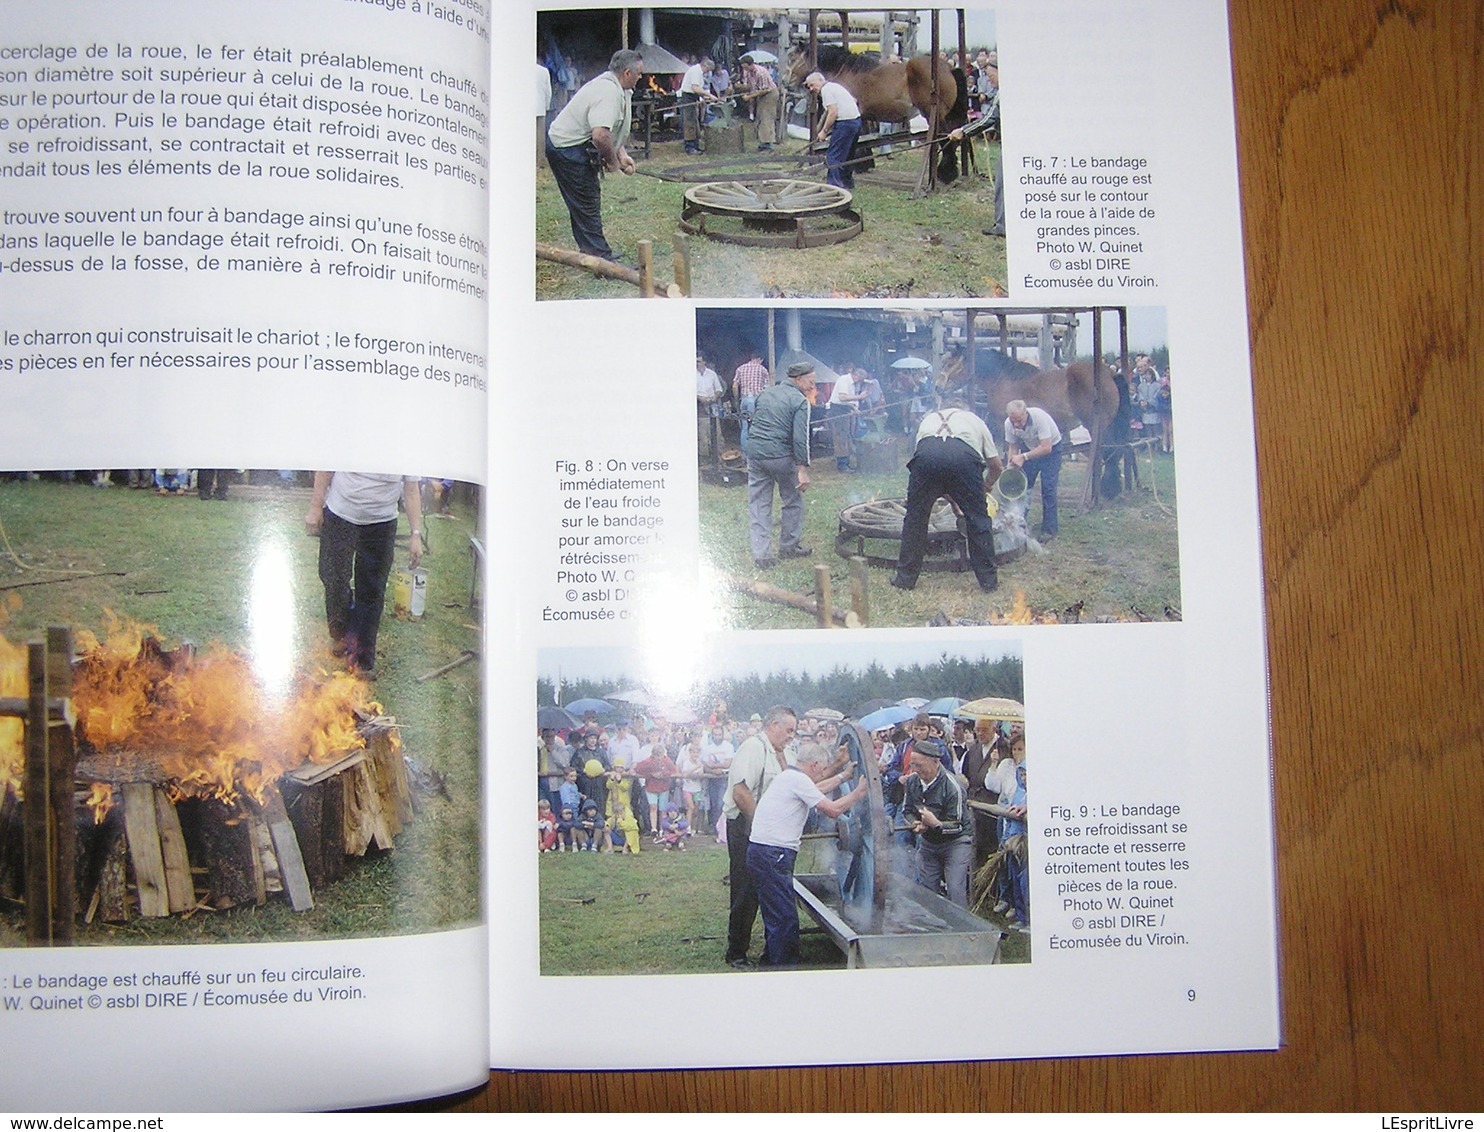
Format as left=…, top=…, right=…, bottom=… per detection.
left=493, top=0, right=1277, bottom=1069
left=1, top=0, right=490, bottom=1110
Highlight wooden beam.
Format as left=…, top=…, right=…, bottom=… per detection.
left=813, top=563, right=833, bottom=628
left=848, top=555, right=870, bottom=627
left=637, top=238, right=655, bottom=297
left=262, top=789, right=315, bottom=913
left=23, top=641, right=50, bottom=943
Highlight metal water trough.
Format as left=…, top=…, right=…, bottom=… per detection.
left=794, top=871, right=1004, bottom=969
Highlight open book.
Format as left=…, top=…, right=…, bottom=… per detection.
left=1, top=0, right=1277, bottom=1110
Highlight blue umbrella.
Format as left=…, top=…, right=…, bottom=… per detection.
left=563, top=698, right=615, bottom=717
left=858, top=704, right=916, bottom=732
left=537, top=705, right=579, bottom=730
left=925, top=696, right=963, bottom=717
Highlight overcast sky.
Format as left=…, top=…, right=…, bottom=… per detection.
left=539, top=637, right=1020, bottom=689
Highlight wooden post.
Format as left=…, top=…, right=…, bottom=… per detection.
left=957, top=9, right=970, bottom=178
left=928, top=10, right=940, bottom=193
left=44, top=627, right=75, bottom=943
left=23, top=641, right=49, bottom=943
left=620, top=8, right=629, bottom=50
left=813, top=563, right=833, bottom=629
left=838, top=10, right=850, bottom=51
left=808, top=9, right=819, bottom=143
left=849, top=555, right=870, bottom=627
left=1086, top=307, right=1106, bottom=510
left=637, top=238, right=655, bottom=297
left=672, top=231, right=692, bottom=297
left=966, top=307, right=979, bottom=413
left=767, top=307, right=777, bottom=376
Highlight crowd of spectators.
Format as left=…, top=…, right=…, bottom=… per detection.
left=536, top=702, right=1031, bottom=935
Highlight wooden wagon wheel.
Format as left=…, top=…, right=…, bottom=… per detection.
left=679, top=179, right=863, bottom=248
left=833, top=720, right=890, bottom=927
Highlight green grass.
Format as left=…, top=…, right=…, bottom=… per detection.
left=0, top=477, right=483, bottom=946
left=538, top=835, right=1028, bottom=975
left=537, top=130, right=1006, bottom=300
left=700, top=445, right=1181, bottom=628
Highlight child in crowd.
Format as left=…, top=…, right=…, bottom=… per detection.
left=605, top=758, right=635, bottom=827
left=558, top=767, right=583, bottom=823
left=556, top=806, right=578, bottom=851
left=537, top=799, right=558, bottom=852
left=660, top=805, right=690, bottom=850
left=579, top=799, right=610, bottom=853
left=610, top=800, right=641, bottom=854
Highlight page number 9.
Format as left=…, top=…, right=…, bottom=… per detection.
left=1186, top=989, right=1196, bottom=1002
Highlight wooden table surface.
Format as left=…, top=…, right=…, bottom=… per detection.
left=439, top=0, right=1482, bottom=1111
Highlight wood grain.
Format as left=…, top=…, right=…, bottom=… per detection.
left=431, top=0, right=1481, bottom=1110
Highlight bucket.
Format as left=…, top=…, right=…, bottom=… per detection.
left=996, top=465, right=1027, bottom=501
left=393, top=569, right=428, bottom=620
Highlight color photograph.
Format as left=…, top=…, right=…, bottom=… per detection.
left=538, top=7, right=1006, bottom=300
left=537, top=638, right=1028, bottom=974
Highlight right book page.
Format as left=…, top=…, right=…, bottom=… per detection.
left=494, top=0, right=1277, bottom=1068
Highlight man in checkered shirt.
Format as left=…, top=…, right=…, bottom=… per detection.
left=731, top=349, right=771, bottom=453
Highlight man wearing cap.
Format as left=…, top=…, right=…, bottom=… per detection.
left=544, top=49, right=643, bottom=261
left=892, top=398, right=1003, bottom=593
left=723, top=706, right=798, bottom=967
left=745, top=362, right=816, bottom=568
left=901, top=740, right=974, bottom=907
left=804, top=71, right=863, bottom=190
left=1004, top=398, right=1064, bottom=542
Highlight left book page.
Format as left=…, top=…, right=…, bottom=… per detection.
left=1, top=1, right=490, bottom=1110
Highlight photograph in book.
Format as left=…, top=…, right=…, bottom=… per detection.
left=536, top=7, right=1007, bottom=300
left=536, top=640, right=1028, bottom=974
left=0, top=471, right=483, bottom=947
left=696, top=305, right=1179, bottom=629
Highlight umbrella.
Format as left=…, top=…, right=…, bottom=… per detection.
left=897, top=696, right=929, bottom=709
left=852, top=697, right=895, bottom=718
left=890, top=356, right=932, bottom=370
left=858, top=704, right=917, bottom=732
left=563, top=698, right=615, bottom=717
left=537, top=705, right=578, bottom=730
left=804, top=707, right=845, bottom=722
left=955, top=696, right=1026, bottom=722
left=605, top=688, right=654, bottom=706
left=924, top=696, right=963, bottom=717
left=741, top=48, right=778, bottom=64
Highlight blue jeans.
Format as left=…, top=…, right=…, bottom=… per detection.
left=1023, top=443, right=1064, bottom=536
left=738, top=394, right=757, bottom=453
left=746, top=841, right=800, bottom=966
left=826, top=117, right=862, bottom=189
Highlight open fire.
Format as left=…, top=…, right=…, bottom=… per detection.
left=1, top=614, right=415, bottom=937
left=1, top=613, right=382, bottom=815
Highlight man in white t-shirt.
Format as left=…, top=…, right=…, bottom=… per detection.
left=1004, top=399, right=1065, bottom=541
left=826, top=363, right=866, bottom=472
left=746, top=741, right=867, bottom=966
left=679, top=57, right=716, bottom=155
left=305, top=471, right=424, bottom=676
left=804, top=71, right=862, bottom=189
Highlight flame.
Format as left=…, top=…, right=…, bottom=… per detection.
left=85, top=782, right=114, bottom=823
left=1, top=615, right=377, bottom=811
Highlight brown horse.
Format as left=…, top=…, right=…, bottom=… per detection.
left=953, top=352, right=1122, bottom=443
left=787, top=45, right=959, bottom=130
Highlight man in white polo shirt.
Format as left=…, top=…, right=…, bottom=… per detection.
left=544, top=49, right=643, bottom=261
left=1004, top=398, right=1065, bottom=542
left=746, top=740, right=867, bottom=967
left=804, top=71, right=862, bottom=189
